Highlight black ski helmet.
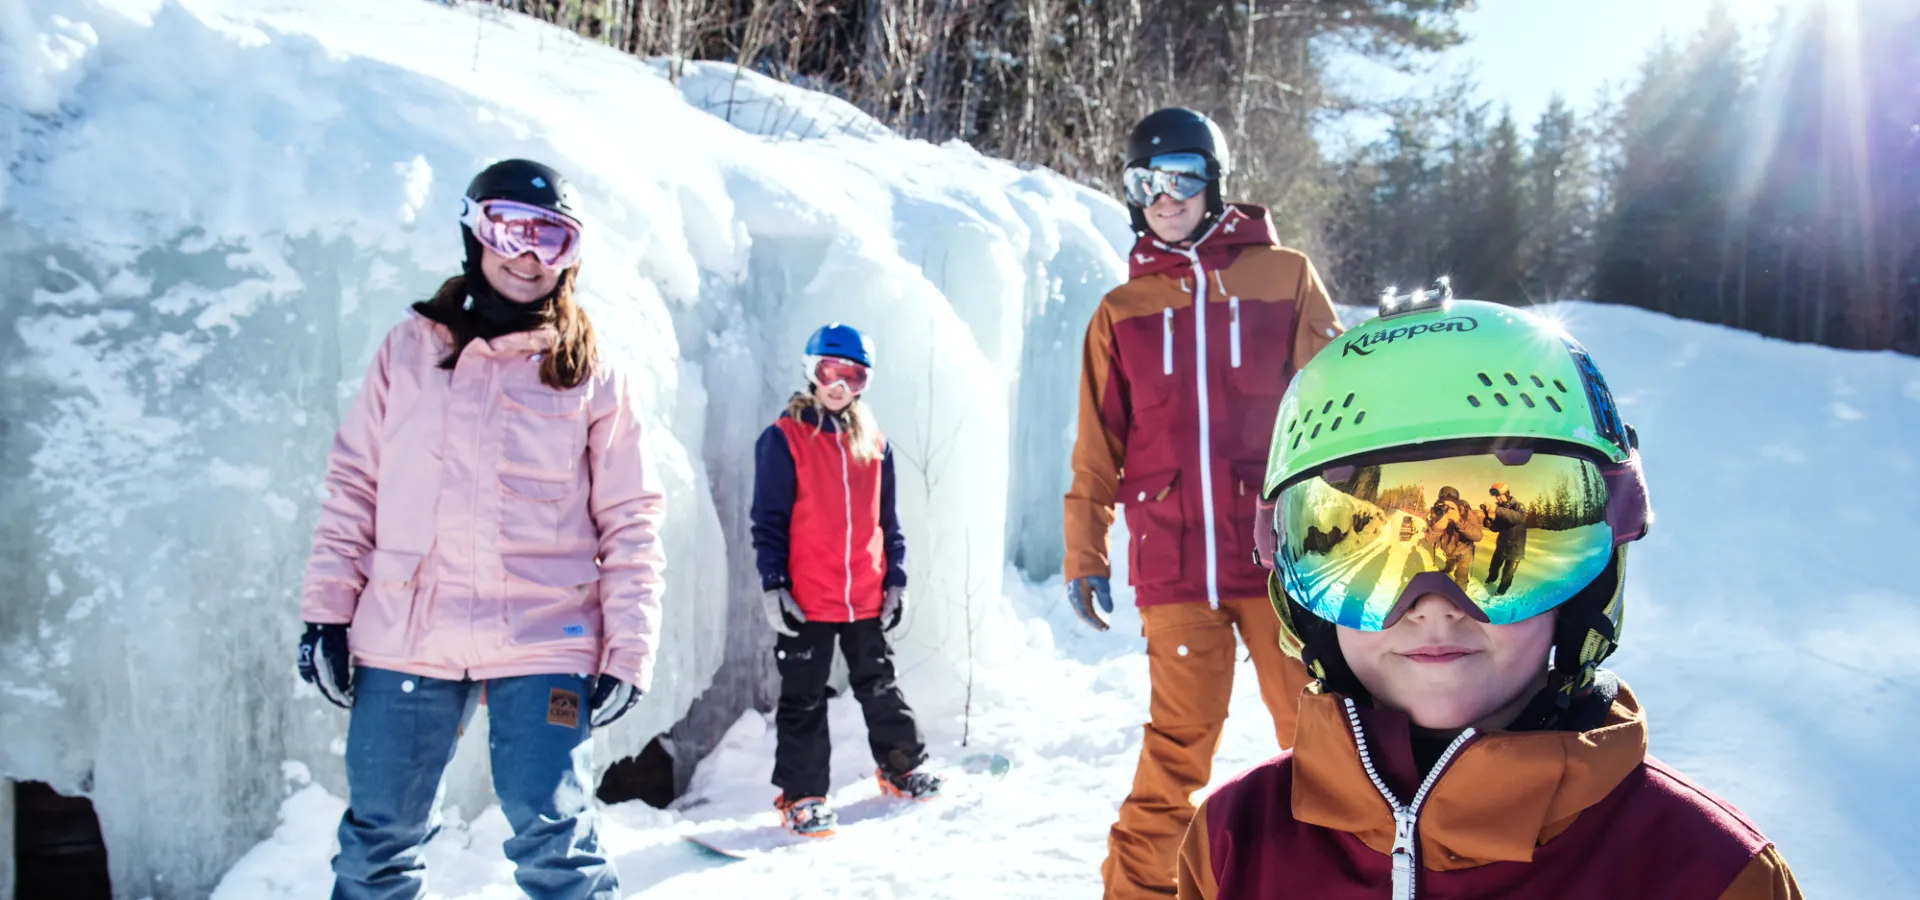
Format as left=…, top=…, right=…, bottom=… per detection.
left=1123, top=108, right=1231, bottom=238
left=463, top=158, right=584, bottom=219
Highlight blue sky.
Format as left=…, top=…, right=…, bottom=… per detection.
left=1327, top=0, right=1788, bottom=145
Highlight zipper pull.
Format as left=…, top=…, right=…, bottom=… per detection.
left=1390, top=807, right=1418, bottom=900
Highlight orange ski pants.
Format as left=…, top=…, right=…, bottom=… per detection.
left=1101, top=597, right=1313, bottom=900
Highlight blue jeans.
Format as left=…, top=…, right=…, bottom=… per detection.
left=331, top=668, right=618, bottom=900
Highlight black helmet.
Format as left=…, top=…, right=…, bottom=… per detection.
left=1125, top=108, right=1231, bottom=178
left=464, top=158, right=583, bottom=220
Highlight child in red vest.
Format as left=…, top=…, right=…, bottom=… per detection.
left=1181, top=297, right=1800, bottom=899
left=750, top=323, right=943, bottom=837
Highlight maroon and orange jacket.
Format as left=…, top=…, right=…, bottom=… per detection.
left=1177, top=685, right=1802, bottom=900
left=1065, top=204, right=1344, bottom=606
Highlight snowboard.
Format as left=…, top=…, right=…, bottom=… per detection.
left=680, top=753, right=1011, bottom=861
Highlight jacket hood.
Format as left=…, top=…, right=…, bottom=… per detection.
left=1127, top=203, right=1280, bottom=280
left=1291, top=681, right=1648, bottom=871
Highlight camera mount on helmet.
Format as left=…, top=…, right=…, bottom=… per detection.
left=1377, top=276, right=1454, bottom=319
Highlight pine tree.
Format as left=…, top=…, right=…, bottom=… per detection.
left=1521, top=96, right=1598, bottom=302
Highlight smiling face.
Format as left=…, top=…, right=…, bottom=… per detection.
left=1145, top=192, right=1207, bottom=244
left=1336, top=593, right=1555, bottom=732
left=478, top=243, right=561, bottom=303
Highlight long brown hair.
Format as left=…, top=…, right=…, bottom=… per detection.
left=419, top=267, right=598, bottom=389
left=785, top=390, right=884, bottom=463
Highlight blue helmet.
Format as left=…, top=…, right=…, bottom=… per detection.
left=804, top=323, right=874, bottom=368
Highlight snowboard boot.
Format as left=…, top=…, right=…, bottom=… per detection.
left=877, top=768, right=944, bottom=801
left=774, top=795, right=837, bottom=838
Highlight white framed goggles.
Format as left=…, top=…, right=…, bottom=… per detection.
left=803, top=354, right=871, bottom=394
left=459, top=198, right=583, bottom=269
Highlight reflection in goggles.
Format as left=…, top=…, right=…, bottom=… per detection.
left=1276, top=452, right=1614, bottom=630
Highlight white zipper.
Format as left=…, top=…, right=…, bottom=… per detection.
left=1162, top=308, right=1174, bottom=375
left=837, top=432, right=855, bottom=621
left=1342, top=698, right=1476, bottom=900
left=1177, top=248, right=1221, bottom=608
left=1229, top=295, right=1242, bottom=368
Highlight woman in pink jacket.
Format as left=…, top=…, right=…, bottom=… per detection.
left=296, top=159, right=665, bottom=900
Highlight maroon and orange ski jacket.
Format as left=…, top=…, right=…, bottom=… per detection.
left=1178, top=684, right=1802, bottom=899
left=1066, top=204, right=1344, bottom=606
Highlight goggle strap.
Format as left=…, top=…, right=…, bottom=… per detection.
left=1601, top=456, right=1650, bottom=546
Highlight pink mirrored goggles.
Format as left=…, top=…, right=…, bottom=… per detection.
left=460, top=198, right=584, bottom=270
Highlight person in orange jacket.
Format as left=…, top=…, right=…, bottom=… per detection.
left=1178, top=297, right=1799, bottom=900
left=1062, top=107, right=1345, bottom=899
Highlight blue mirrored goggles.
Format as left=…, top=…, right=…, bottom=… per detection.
left=1123, top=152, right=1213, bottom=207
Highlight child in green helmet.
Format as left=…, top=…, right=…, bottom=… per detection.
left=1179, top=295, right=1800, bottom=900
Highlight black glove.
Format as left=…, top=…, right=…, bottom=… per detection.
left=589, top=675, right=641, bottom=728
left=297, top=622, right=353, bottom=709
left=1066, top=576, right=1114, bottom=632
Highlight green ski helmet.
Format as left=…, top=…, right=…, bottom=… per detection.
left=1261, top=288, right=1651, bottom=726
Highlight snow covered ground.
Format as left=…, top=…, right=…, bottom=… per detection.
left=211, top=309, right=1920, bottom=900
left=5, top=1, right=1917, bottom=898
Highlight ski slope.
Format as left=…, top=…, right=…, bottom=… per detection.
left=3, top=1, right=1915, bottom=898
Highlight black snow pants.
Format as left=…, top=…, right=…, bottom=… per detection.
left=1487, top=549, right=1521, bottom=594
left=772, top=618, right=927, bottom=802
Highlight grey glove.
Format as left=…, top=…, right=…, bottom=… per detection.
left=881, top=586, right=906, bottom=632
left=763, top=588, right=805, bottom=637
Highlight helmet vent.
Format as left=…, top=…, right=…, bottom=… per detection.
left=1467, top=395, right=1482, bottom=408
left=1353, top=411, right=1366, bottom=425
left=1547, top=396, right=1564, bottom=413
left=1287, top=418, right=1297, bottom=434
left=1504, top=372, right=1520, bottom=386
left=1554, top=379, right=1570, bottom=393
left=1321, top=400, right=1334, bottom=415
left=1311, top=423, right=1323, bottom=439
left=1303, top=409, right=1313, bottom=424
left=1331, top=416, right=1344, bottom=432
left=1477, top=373, right=1494, bottom=387
left=1531, top=375, right=1546, bottom=388
left=1520, top=393, right=1536, bottom=409
left=1494, top=393, right=1510, bottom=407
left=1292, top=433, right=1303, bottom=451
left=1343, top=393, right=1356, bottom=409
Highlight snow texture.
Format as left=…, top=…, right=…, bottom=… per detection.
left=3, top=2, right=1915, bottom=899
left=212, top=303, right=1920, bottom=900
left=1, top=0, right=1123, bottom=895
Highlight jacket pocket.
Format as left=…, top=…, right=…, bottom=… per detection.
left=350, top=549, right=425, bottom=659
left=1119, top=468, right=1184, bottom=588
left=501, top=386, right=589, bottom=474
left=499, top=472, right=579, bottom=546
left=501, top=554, right=602, bottom=646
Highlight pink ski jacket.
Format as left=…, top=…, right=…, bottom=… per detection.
left=301, top=312, right=666, bottom=689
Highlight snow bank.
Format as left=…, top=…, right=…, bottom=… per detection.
left=0, top=0, right=1125, bottom=894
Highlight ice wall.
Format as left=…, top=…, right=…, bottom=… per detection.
left=0, top=0, right=1129, bottom=895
